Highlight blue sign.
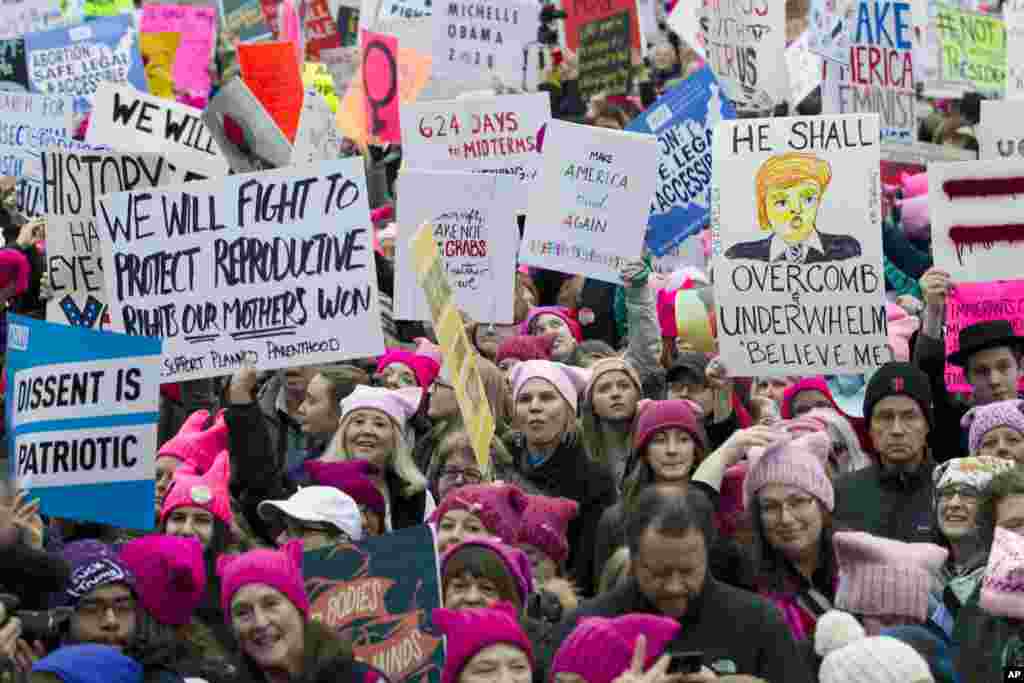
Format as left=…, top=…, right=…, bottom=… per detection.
left=5, top=315, right=162, bottom=530
left=626, top=67, right=736, bottom=257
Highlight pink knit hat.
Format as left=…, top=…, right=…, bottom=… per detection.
left=896, top=194, right=930, bottom=240
left=510, top=360, right=591, bottom=413
left=900, top=171, right=928, bottom=198
left=779, top=414, right=830, bottom=436
left=632, top=399, right=708, bottom=454
left=495, top=335, right=555, bottom=365
left=119, top=535, right=206, bottom=626
left=980, top=527, right=1024, bottom=619
left=716, top=462, right=749, bottom=538
left=584, top=357, right=642, bottom=406
left=550, top=614, right=682, bottom=683
left=340, top=385, right=423, bottom=428
left=516, top=495, right=578, bottom=564
left=302, top=459, right=387, bottom=515
left=430, top=483, right=530, bottom=544
left=520, top=306, right=583, bottom=342
left=434, top=603, right=533, bottom=683
left=962, top=399, right=1024, bottom=455
left=743, top=432, right=834, bottom=511
left=160, top=450, right=234, bottom=527
left=833, top=531, right=948, bottom=622
left=157, top=410, right=227, bottom=473
left=217, top=540, right=309, bottom=618
left=414, top=338, right=444, bottom=367
left=441, top=538, right=534, bottom=606
left=376, top=349, right=441, bottom=388
left=886, top=302, right=919, bottom=362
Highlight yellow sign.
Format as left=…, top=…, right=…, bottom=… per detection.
left=303, top=62, right=340, bottom=113
left=674, top=288, right=716, bottom=353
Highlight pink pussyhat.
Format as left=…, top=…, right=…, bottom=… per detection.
left=157, top=410, right=215, bottom=462
left=0, top=249, right=30, bottom=296
left=550, top=614, right=682, bottom=683
left=515, top=494, right=578, bottom=565
left=509, top=360, right=591, bottom=414
left=119, top=535, right=206, bottom=627
left=896, top=194, right=930, bottom=240
left=217, top=540, right=308, bottom=618
left=160, top=450, right=234, bottom=528
left=302, top=459, right=387, bottom=515
left=980, top=527, right=1024, bottom=619
left=434, top=603, right=533, bottom=683
left=430, top=483, right=530, bottom=545
left=886, top=302, right=919, bottom=362
left=900, top=171, right=928, bottom=198
left=376, top=349, right=441, bottom=389
left=160, top=410, right=228, bottom=475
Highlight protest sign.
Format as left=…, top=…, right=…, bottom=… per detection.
left=0, top=0, right=65, bottom=40
left=361, top=30, right=399, bottom=143
left=929, top=159, right=1024, bottom=283
left=822, top=1, right=916, bottom=142
left=396, top=170, right=518, bottom=323
left=335, top=4, right=359, bottom=45
left=5, top=314, right=161, bottom=530
left=675, top=286, right=716, bottom=353
left=304, top=524, right=442, bottom=683
left=25, top=15, right=147, bottom=115
left=96, top=159, right=385, bottom=382
left=935, top=2, right=1005, bottom=96
left=787, top=31, right=825, bottom=107
left=377, top=0, right=429, bottom=20
left=320, top=46, right=360, bottom=89
left=1007, top=1, right=1024, bottom=98
left=698, top=0, right=787, bottom=111
left=86, top=84, right=228, bottom=179
left=290, top=88, right=343, bottom=164
left=520, top=120, right=659, bottom=284
left=625, top=66, right=735, bottom=257
left=140, top=32, right=180, bottom=100
left=807, top=0, right=854, bottom=64
left=399, top=93, right=550, bottom=182
left=220, top=0, right=274, bottom=45
left=577, top=10, right=632, bottom=101
left=238, top=41, right=304, bottom=143
left=430, top=0, right=537, bottom=89
left=712, top=114, right=887, bottom=376
left=43, top=150, right=178, bottom=330
left=202, top=77, right=293, bottom=172
left=978, top=100, right=1024, bottom=160
left=303, top=62, right=340, bottom=112
left=82, top=0, right=131, bottom=18
left=304, top=0, right=342, bottom=59
left=647, top=232, right=707, bottom=277
left=944, top=280, right=1024, bottom=393
left=411, top=220, right=495, bottom=468
left=0, top=93, right=72, bottom=181
left=0, top=39, right=30, bottom=91
left=667, top=0, right=705, bottom=57
left=140, top=4, right=217, bottom=108
left=563, top=0, right=640, bottom=50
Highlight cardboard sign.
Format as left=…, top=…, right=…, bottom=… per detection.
left=699, top=0, right=788, bottom=111
left=399, top=93, right=550, bottom=182
left=929, top=159, right=1024, bottom=283
left=305, top=0, right=342, bottom=59
left=1007, top=1, right=1024, bottom=99
left=25, top=15, right=147, bottom=115
left=96, top=159, right=385, bottom=382
left=86, top=84, right=228, bottom=179
left=140, top=4, right=217, bottom=108
left=978, top=100, right=1024, bottom=160
left=396, top=170, right=519, bottom=323
left=944, top=280, right=1024, bottom=393
left=822, top=1, right=916, bottom=142
left=578, top=10, right=632, bottom=101
left=935, top=2, right=1005, bottom=97
left=202, top=77, right=293, bottom=172
left=304, top=524, right=443, bottom=683
left=712, top=114, right=887, bottom=376
left=564, top=0, right=640, bottom=50
left=238, top=41, right=304, bottom=142
left=290, top=88, right=343, bottom=164
left=411, top=221, right=495, bottom=468
left=0, top=0, right=66, bottom=40
left=43, top=150, right=178, bottom=330
left=5, top=314, right=161, bottom=530
left=0, top=39, right=30, bottom=91
left=360, top=29, right=399, bottom=143
left=220, top=0, right=274, bottom=45
left=430, top=0, right=537, bottom=89
left=520, top=120, right=659, bottom=284
left=625, top=66, right=736, bottom=257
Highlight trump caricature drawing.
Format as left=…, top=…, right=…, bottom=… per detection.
left=724, top=152, right=862, bottom=264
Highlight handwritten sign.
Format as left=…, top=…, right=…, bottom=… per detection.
left=201, top=77, right=293, bottom=173
left=5, top=314, right=161, bottom=530
left=0, top=0, right=65, bottom=40
left=935, top=2, right=1005, bottom=97
left=578, top=11, right=632, bottom=101
left=807, top=0, right=854, bottom=64
left=978, top=100, right=1024, bottom=160
left=0, top=93, right=72, bottom=184
left=520, top=120, right=659, bottom=284
left=140, top=4, right=217, bottom=108
left=430, top=0, right=537, bottom=89
left=290, top=88, right=343, bottom=164
left=563, top=0, right=640, bottom=50
left=699, top=0, right=787, bottom=111
left=86, top=83, right=228, bottom=179
left=625, top=66, right=735, bottom=257
left=96, top=159, right=385, bottom=382
left=1007, top=1, right=1024, bottom=99
left=360, top=30, right=398, bottom=143
left=378, top=0, right=430, bottom=20
left=823, top=1, right=916, bottom=142
left=944, top=280, right=1024, bottom=393
left=397, top=170, right=519, bottom=323
left=238, top=41, right=304, bottom=143
left=712, top=114, right=887, bottom=376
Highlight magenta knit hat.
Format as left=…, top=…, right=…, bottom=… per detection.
left=302, top=459, right=387, bottom=515
left=520, top=306, right=583, bottom=342
left=217, top=540, right=309, bottom=619
left=632, top=399, right=708, bottom=455
left=516, top=495, right=579, bottom=564
left=743, top=432, right=834, bottom=511
left=550, top=614, right=682, bottom=683
left=833, top=531, right=948, bottom=622
left=119, top=535, right=206, bottom=626
left=441, top=538, right=534, bottom=606
left=495, top=335, right=555, bottom=365
left=160, top=450, right=234, bottom=528
left=781, top=377, right=841, bottom=419
left=584, top=357, right=642, bottom=406
left=376, top=349, right=441, bottom=388
left=510, top=360, right=591, bottom=414
left=980, top=527, right=1024, bottom=619
left=962, top=399, right=1024, bottom=455
left=434, top=603, right=533, bottom=683
left=340, top=385, right=423, bottom=429
left=430, top=483, right=529, bottom=544
left=157, top=410, right=227, bottom=473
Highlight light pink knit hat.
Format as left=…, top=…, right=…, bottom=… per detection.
left=962, top=399, right=1024, bottom=455
left=340, top=385, right=423, bottom=428
left=980, top=526, right=1024, bottom=619
left=510, top=360, right=591, bottom=413
left=743, top=432, right=834, bottom=511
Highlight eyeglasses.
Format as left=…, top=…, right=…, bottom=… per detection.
left=77, top=597, right=136, bottom=618
left=937, top=486, right=981, bottom=503
left=759, top=495, right=816, bottom=522
left=439, top=466, right=483, bottom=484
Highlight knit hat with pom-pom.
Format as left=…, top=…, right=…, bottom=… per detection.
left=815, top=610, right=934, bottom=683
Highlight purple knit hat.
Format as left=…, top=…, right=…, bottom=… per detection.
left=516, top=495, right=579, bottom=564
left=962, top=399, right=1024, bottom=455
left=632, top=399, right=708, bottom=454
left=56, top=540, right=136, bottom=609
left=833, top=531, right=947, bottom=622
left=510, top=360, right=591, bottom=413
left=743, top=432, right=834, bottom=511
left=441, top=538, right=534, bottom=607
left=430, top=483, right=529, bottom=544
left=119, top=535, right=206, bottom=626
left=302, top=459, right=387, bottom=515
left=216, top=540, right=309, bottom=619
left=550, top=614, right=682, bottom=683
left=980, top=527, right=1024, bottom=619
left=434, top=603, right=533, bottom=683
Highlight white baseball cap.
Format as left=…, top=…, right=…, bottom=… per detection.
left=258, top=486, right=363, bottom=541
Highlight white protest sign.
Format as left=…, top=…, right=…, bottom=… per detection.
left=86, top=83, right=228, bottom=180
left=396, top=170, right=518, bottom=323
left=399, top=93, right=551, bottom=183
left=430, top=0, right=538, bottom=89
left=520, top=120, right=659, bottom=284
left=712, top=114, right=887, bottom=376
left=377, top=0, right=429, bottom=19
left=44, top=150, right=178, bottom=330
left=698, top=0, right=788, bottom=111
left=1007, top=1, right=1024, bottom=98
left=291, top=88, right=343, bottom=165
left=929, top=159, right=1024, bottom=283
left=201, top=78, right=292, bottom=173
left=787, top=32, right=825, bottom=107
left=96, top=159, right=385, bottom=382
left=0, top=92, right=72, bottom=181
left=667, top=0, right=705, bottom=57
left=0, top=0, right=63, bottom=39
left=979, top=100, right=1024, bottom=159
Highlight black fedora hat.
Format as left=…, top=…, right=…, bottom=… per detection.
left=947, top=319, right=1024, bottom=367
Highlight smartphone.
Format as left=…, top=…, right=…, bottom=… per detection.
left=667, top=651, right=703, bottom=675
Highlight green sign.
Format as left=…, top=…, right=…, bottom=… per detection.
left=935, top=3, right=1006, bottom=96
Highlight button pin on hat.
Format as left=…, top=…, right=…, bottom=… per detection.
left=190, top=486, right=212, bottom=505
